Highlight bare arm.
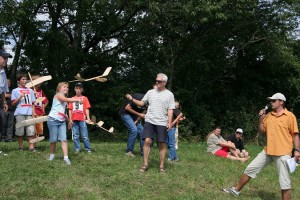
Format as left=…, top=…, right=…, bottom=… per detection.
left=85, top=108, right=91, bottom=121
left=167, top=109, right=173, bottom=130
left=56, top=94, right=82, bottom=103
left=294, top=133, right=300, bottom=161
left=125, top=104, right=145, bottom=118
left=125, top=94, right=145, bottom=107
left=11, top=92, right=25, bottom=107
left=171, top=113, right=183, bottom=127
left=258, top=109, right=266, bottom=134
left=219, top=141, right=236, bottom=149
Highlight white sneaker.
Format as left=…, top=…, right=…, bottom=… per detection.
left=230, top=187, right=240, bottom=196
left=48, top=154, right=55, bottom=161
left=64, top=158, right=71, bottom=165
left=125, top=152, right=136, bottom=157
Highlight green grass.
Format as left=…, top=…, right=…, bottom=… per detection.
left=0, top=141, right=299, bottom=200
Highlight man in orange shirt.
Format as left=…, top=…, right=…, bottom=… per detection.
left=228, top=93, right=300, bottom=200
left=68, top=82, right=92, bottom=153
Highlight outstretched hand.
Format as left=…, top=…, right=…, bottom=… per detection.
left=125, top=94, right=132, bottom=101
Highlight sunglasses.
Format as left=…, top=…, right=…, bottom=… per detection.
left=236, top=132, right=242, bottom=135
left=270, top=99, right=278, bottom=103
left=155, top=80, right=165, bottom=83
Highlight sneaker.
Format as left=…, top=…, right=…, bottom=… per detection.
left=75, top=150, right=80, bottom=154
left=48, top=154, right=55, bottom=161
left=18, top=147, right=24, bottom=151
left=64, top=158, right=71, bottom=165
left=87, top=150, right=92, bottom=154
left=229, top=187, right=240, bottom=196
left=125, top=152, right=136, bottom=157
left=29, top=148, right=37, bottom=152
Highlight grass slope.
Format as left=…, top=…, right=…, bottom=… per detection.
left=0, top=141, right=299, bottom=200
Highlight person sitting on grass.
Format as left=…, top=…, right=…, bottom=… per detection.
left=206, top=126, right=249, bottom=163
left=227, top=128, right=249, bottom=158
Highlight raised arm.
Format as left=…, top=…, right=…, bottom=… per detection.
left=125, top=94, right=145, bottom=107
left=258, top=109, right=266, bottom=134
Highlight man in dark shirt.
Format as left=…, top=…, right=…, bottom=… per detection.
left=120, top=93, right=147, bottom=157
left=228, top=128, right=249, bottom=158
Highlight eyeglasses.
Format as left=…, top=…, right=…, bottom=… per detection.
left=270, top=99, right=277, bottom=103
left=236, top=132, right=242, bottom=135
left=155, top=80, right=165, bottom=83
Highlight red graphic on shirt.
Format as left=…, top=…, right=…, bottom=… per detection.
left=68, top=96, right=91, bottom=121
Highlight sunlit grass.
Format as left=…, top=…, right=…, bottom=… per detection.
left=0, top=141, right=299, bottom=199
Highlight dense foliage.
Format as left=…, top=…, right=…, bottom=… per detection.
left=1, top=0, right=300, bottom=141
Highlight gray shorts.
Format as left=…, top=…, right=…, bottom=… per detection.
left=15, top=115, right=35, bottom=137
left=244, top=150, right=291, bottom=190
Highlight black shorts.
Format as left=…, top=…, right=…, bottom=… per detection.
left=143, top=122, right=167, bottom=143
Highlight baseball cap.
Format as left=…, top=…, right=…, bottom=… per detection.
left=75, top=82, right=84, bottom=88
left=0, top=49, right=12, bottom=58
left=267, top=93, right=286, bottom=101
left=236, top=128, right=243, bottom=134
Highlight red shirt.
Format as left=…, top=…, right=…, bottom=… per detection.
left=68, top=96, right=91, bottom=121
left=34, top=88, right=48, bottom=115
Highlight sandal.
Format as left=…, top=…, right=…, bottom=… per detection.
left=159, top=167, right=165, bottom=173
left=140, top=165, right=148, bottom=172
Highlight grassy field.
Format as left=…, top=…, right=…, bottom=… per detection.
left=0, top=140, right=299, bottom=200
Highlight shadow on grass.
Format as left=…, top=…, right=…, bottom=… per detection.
left=256, top=190, right=278, bottom=199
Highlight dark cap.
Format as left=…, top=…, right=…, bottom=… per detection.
left=0, top=49, right=12, bottom=58
left=75, top=82, right=84, bottom=88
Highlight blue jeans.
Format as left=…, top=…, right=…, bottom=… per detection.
left=166, top=127, right=178, bottom=160
left=72, top=120, right=91, bottom=151
left=121, top=114, right=144, bottom=155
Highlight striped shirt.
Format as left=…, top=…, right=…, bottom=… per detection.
left=142, top=88, right=175, bottom=126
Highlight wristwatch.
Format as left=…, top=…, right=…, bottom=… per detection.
left=294, top=148, right=300, bottom=152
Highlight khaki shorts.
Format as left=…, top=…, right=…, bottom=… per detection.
left=15, top=115, right=35, bottom=137
left=244, top=150, right=291, bottom=190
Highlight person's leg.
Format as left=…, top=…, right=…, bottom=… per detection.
left=156, top=125, right=168, bottom=171
left=167, top=127, right=177, bottom=160
left=143, top=138, right=152, bottom=167
left=15, top=115, right=25, bottom=149
left=72, top=121, right=81, bottom=152
left=234, top=150, right=272, bottom=192
left=158, top=142, right=167, bottom=169
left=137, top=121, right=144, bottom=156
left=47, top=118, right=59, bottom=159
left=58, top=121, right=68, bottom=156
left=274, top=155, right=291, bottom=200
left=79, top=121, right=91, bottom=151
left=121, top=114, right=138, bottom=154
left=25, top=116, right=35, bottom=150
left=0, top=109, right=7, bottom=140
left=6, top=111, right=14, bottom=141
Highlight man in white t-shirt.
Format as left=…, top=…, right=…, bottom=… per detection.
left=126, top=73, right=175, bottom=173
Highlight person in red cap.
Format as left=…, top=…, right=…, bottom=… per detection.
left=228, top=92, right=300, bottom=200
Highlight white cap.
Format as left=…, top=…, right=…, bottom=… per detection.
left=236, top=128, right=243, bottom=134
left=267, top=93, right=286, bottom=101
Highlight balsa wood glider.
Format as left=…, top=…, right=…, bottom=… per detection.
left=15, top=116, right=48, bottom=129
left=86, top=115, right=114, bottom=133
left=25, top=75, right=52, bottom=88
left=27, top=72, right=46, bottom=104
left=69, top=67, right=112, bottom=83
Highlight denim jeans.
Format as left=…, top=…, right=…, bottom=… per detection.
left=121, top=114, right=144, bottom=155
left=72, top=120, right=91, bottom=151
left=166, top=127, right=178, bottom=160
left=47, top=117, right=67, bottom=142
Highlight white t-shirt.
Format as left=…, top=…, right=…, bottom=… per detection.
left=142, top=88, right=175, bottom=126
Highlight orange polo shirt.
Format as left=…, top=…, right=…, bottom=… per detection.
left=263, top=108, right=298, bottom=156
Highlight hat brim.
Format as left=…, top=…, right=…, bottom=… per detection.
left=0, top=53, right=12, bottom=58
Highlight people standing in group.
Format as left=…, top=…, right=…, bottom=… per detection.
left=174, top=101, right=185, bottom=149
left=120, top=93, right=147, bottom=157
left=47, top=82, right=83, bottom=165
left=227, top=128, right=249, bottom=158
left=126, top=73, right=175, bottom=173
left=166, top=101, right=185, bottom=161
left=0, top=79, right=15, bottom=142
left=207, top=126, right=249, bottom=162
left=0, top=49, right=11, bottom=154
left=228, top=93, right=300, bottom=200
left=68, top=82, right=92, bottom=153
left=11, top=73, right=36, bottom=151
left=31, top=75, right=49, bottom=138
